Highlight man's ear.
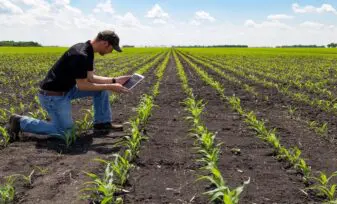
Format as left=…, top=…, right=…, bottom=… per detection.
left=103, top=41, right=110, bottom=47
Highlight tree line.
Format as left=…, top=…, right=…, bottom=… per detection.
left=0, top=41, right=42, bottom=47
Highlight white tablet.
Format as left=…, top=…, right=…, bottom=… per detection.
left=122, top=73, right=145, bottom=90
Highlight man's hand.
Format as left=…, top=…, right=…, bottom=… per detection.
left=115, top=75, right=131, bottom=85
left=110, top=83, right=130, bottom=93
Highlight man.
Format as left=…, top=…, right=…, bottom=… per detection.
left=7, top=30, right=131, bottom=141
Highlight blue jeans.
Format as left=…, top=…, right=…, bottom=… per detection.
left=20, top=86, right=112, bottom=139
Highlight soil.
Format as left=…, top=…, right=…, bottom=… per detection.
left=0, top=51, right=332, bottom=204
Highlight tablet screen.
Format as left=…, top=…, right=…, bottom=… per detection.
left=123, top=74, right=144, bottom=89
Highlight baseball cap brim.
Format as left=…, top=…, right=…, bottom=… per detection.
left=113, top=44, right=122, bottom=52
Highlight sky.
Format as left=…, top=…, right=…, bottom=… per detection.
left=0, top=0, right=336, bottom=47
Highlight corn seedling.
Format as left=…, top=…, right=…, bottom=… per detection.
left=82, top=162, right=123, bottom=204
left=34, top=166, right=49, bottom=175
left=198, top=166, right=250, bottom=204
left=20, top=170, right=35, bottom=186
left=228, top=96, right=244, bottom=115
left=295, top=159, right=311, bottom=182
left=63, top=127, right=78, bottom=148
left=316, top=122, right=328, bottom=137
left=0, top=126, right=10, bottom=147
left=109, top=93, right=119, bottom=104
left=197, top=146, right=221, bottom=168
left=307, top=171, right=337, bottom=201
left=0, top=176, right=16, bottom=203
left=288, top=105, right=297, bottom=117
left=28, top=107, right=48, bottom=120
left=184, top=98, right=205, bottom=127
left=111, top=152, right=134, bottom=185
left=75, top=109, right=93, bottom=133
left=136, top=94, right=154, bottom=126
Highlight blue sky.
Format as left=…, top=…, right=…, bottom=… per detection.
left=0, top=0, right=336, bottom=46
left=71, top=0, right=336, bottom=22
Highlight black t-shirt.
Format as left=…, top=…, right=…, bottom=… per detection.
left=40, top=40, right=94, bottom=92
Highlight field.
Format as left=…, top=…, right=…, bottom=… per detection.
left=1, top=47, right=337, bottom=204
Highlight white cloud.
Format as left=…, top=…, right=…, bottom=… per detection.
left=153, top=19, right=167, bottom=24
left=146, top=4, right=168, bottom=19
left=195, top=10, right=215, bottom=22
left=93, top=0, right=114, bottom=14
left=292, top=3, right=337, bottom=15
left=244, top=19, right=291, bottom=30
left=300, top=21, right=325, bottom=29
left=267, top=14, right=294, bottom=20
left=0, top=0, right=23, bottom=14
left=116, top=12, right=145, bottom=29
left=189, top=10, right=215, bottom=26
left=145, top=4, right=169, bottom=25
left=189, top=19, right=200, bottom=26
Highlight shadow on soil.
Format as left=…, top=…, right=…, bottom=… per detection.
left=18, top=131, right=126, bottom=155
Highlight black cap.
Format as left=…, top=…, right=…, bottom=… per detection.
left=98, top=30, right=122, bottom=52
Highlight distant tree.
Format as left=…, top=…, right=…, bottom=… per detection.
left=276, top=44, right=325, bottom=48
left=122, top=45, right=135, bottom=48
left=0, top=41, right=42, bottom=47
left=327, top=43, right=337, bottom=48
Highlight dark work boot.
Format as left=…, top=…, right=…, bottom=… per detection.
left=93, top=122, right=124, bottom=132
left=7, top=114, right=23, bottom=142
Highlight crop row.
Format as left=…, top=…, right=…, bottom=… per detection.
left=174, top=50, right=249, bottom=203
left=176, top=50, right=337, bottom=203
left=82, top=51, right=170, bottom=203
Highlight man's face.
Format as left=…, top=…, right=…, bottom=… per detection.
left=99, top=41, right=113, bottom=56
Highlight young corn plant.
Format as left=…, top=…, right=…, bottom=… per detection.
left=228, top=96, right=244, bottom=115
left=183, top=97, right=205, bottom=127
left=0, top=126, right=10, bottom=147
left=0, top=176, right=16, bottom=203
left=308, top=121, right=329, bottom=139
left=198, top=166, right=250, bottom=204
left=75, top=109, right=93, bottom=133
left=307, top=171, right=337, bottom=202
left=316, top=122, right=328, bottom=137
left=287, top=105, right=297, bottom=117
left=0, top=170, right=35, bottom=203
left=117, top=119, right=147, bottom=162
left=0, top=108, right=8, bottom=123
left=63, top=127, right=78, bottom=148
left=111, top=152, right=134, bottom=185
left=82, top=162, right=123, bottom=204
left=295, top=159, right=311, bottom=183
left=109, top=93, right=119, bottom=104
left=136, top=94, right=155, bottom=127
left=28, top=107, right=48, bottom=120
left=197, top=146, right=221, bottom=169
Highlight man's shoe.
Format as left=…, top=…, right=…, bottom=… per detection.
left=93, top=122, right=124, bottom=132
left=7, top=114, right=23, bottom=142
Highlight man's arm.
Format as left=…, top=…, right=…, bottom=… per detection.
left=87, top=71, right=113, bottom=84
left=87, top=71, right=131, bottom=84
left=76, top=78, right=129, bottom=93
